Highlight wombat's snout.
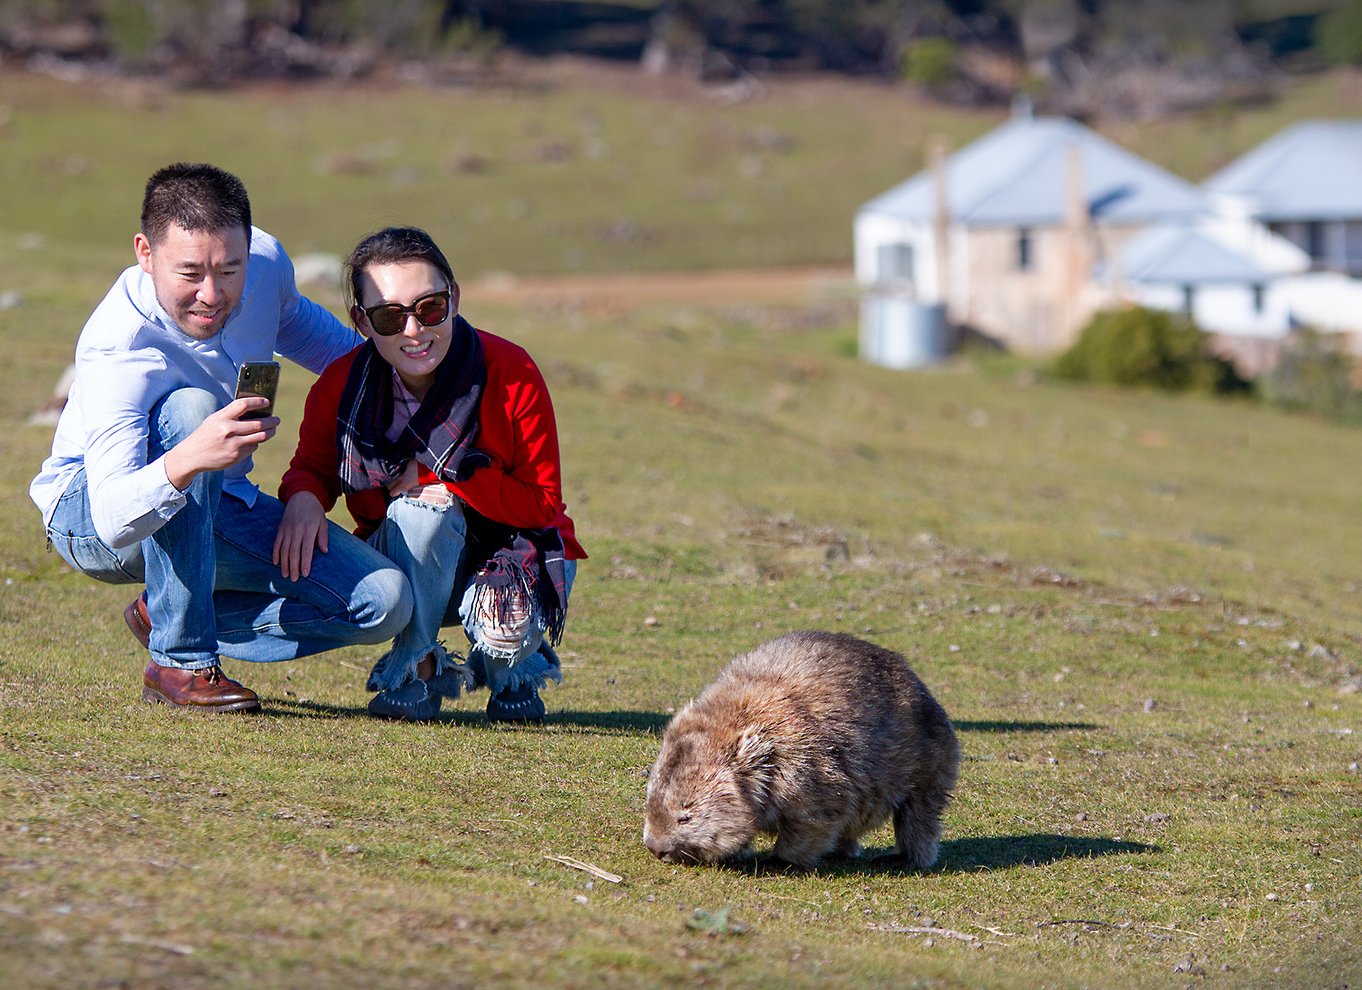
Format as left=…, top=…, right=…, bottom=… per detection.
left=643, top=832, right=668, bottom=859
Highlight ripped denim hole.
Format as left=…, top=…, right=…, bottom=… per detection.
left=401, top=483, right=454, bottom=508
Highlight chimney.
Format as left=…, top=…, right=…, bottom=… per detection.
left=929, top=134, right=951, bottom=306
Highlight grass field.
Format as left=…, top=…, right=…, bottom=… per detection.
left=1, top=61, right=1361, bottom=989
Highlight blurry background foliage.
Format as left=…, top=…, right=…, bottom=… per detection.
left=2, top=1, right=1361, bottom=114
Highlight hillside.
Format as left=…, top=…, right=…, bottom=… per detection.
left=1, top=61, right=1360, bottom=990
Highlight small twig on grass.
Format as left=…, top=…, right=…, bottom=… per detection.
left=1038, top=918, right=1120, bottom=929
left=1143, top=924, right=1204, bottom=938
left=869, top=923, right=997, bottom=945
left=972, top=924, right=1017, bottom=938
left=1038, top=919, right=1203, bottom=938
left=337, top=661, right=369, bottom=672
left=119, top=934, right=194, bottom=955
left=546, top=854, right=623, bottom=884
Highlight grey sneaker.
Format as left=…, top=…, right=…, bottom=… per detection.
left=368, top=679, right=441, bottom=721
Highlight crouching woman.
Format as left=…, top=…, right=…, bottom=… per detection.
left=274, top=226, right=586, bottom=723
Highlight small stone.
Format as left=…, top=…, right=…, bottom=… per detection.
left=1266, top=892, right=1278, bottom=901
left=643, top=615, right=659, bottom=627
left=1143, top=698, right=1156, bottom=713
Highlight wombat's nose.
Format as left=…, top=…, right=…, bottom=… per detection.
left=643, top=833, right=668, bottom=858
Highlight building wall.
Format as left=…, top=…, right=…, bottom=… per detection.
left=953, top=224, right=1144, bottom=352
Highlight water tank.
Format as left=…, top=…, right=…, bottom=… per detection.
left=859, top=292, right=950, bottom=368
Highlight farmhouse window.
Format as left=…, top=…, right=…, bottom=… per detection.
left=1016, top=228, right=1033, bottom=271
left=876, top=242, right=915, bottom=284
left=1252, top=283, right=1265, bottom=314
left=1306, top=221, right=1325, bottom=262
left=1181, top=285, right=1195, bottom=315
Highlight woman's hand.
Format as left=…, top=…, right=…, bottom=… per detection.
left=385, top=460, right=421, bottom=499
left=387, top=460, right=451, bottom=506
left=273, top=491, right=329, bottom=580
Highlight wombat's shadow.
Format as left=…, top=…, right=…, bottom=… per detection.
left=730, top=834, right=1156, bottom=876
left=955, top=719, right=1099, bottom=733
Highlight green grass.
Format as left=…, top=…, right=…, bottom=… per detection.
left=2, top=64, right=1362, bottom=990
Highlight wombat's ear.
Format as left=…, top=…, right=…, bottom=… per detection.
left=734, top=727, right=774, bottom=775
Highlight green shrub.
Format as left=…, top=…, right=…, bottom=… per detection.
left=900, top=37, right=958, bottom=87
left=1052, top=305, right=1251, bottom=395
left=1262, top=326, right=1362, bottom=422
left=1317, top=0, right=1362, bottom=66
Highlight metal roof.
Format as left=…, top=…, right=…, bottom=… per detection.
left=857, top=115, right=1207, bottom=228
left=1203, top=120, right=1362, bottom=221
left=1118, top=224, right=1276, bottom=286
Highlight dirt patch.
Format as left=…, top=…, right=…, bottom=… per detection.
left=465, top=264, right=855, bottom=313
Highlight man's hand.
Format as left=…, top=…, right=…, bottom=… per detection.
left=273, top=491, right=329, bottom=581
left=162, top=397, right=279, bottom=491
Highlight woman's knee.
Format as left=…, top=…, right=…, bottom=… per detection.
left=379, top=489, right=466, bottom=554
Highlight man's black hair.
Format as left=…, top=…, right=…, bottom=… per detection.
left=140, top=163, right=252, bottom=245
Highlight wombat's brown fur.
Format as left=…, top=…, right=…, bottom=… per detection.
left=643, top=631, right=960, bottom=870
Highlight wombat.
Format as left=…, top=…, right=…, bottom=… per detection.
left=643, top=630, right=960, bottom=871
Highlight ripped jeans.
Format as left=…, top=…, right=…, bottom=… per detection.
left=363, top=489, right=577, bottom=698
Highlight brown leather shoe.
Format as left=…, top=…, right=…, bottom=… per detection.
left=143, top=661, right=261, bottom=713
left=124, top=594, right=151, bottom=650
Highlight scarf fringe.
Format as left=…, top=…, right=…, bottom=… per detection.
left=473, top=550, right=566, bottom=650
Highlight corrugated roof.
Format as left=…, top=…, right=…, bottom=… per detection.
left=1203, top=120, right=1362, bottom=221
left=858, top=115, right=1207, bottom=227
left=1119, top=224, right=1275, bottom=285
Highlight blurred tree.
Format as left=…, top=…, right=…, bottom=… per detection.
left=1317, top=0, right=1362, bottom=65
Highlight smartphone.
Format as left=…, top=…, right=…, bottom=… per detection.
left=234, top=361, right=280, bottom=420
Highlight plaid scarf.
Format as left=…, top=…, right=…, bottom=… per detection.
left=336, top=315, right=485, bottom=494
left=465, top=513, right=569, bottom=649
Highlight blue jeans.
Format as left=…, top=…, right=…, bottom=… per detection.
left=364, top=492, right=577, bottom=697
left=45, top=388, right=413, bottom=671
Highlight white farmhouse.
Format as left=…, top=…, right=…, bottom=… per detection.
left=855, top=110, right=1362, bottom=371
left=854, top=109, right=1205, bottom=361
left=1204, top=120, right=1362, bottom=276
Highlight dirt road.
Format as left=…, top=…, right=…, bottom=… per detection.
left=465, top=264, right=856, bottom=312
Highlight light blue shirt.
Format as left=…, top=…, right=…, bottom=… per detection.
left=30, top=227, right=358, bottom=549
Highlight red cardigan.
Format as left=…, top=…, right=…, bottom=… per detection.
left=279, top=330, right=585, bottom=560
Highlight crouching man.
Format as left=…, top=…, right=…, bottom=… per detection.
left=30, top=162, right=412, bottom=712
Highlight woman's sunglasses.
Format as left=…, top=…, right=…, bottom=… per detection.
left=357, top=289, right=452, bottom=336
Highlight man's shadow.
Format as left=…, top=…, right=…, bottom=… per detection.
left=258, top=699, right=671, bottom=734
left=255, top=707, right=1096, bottom=737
